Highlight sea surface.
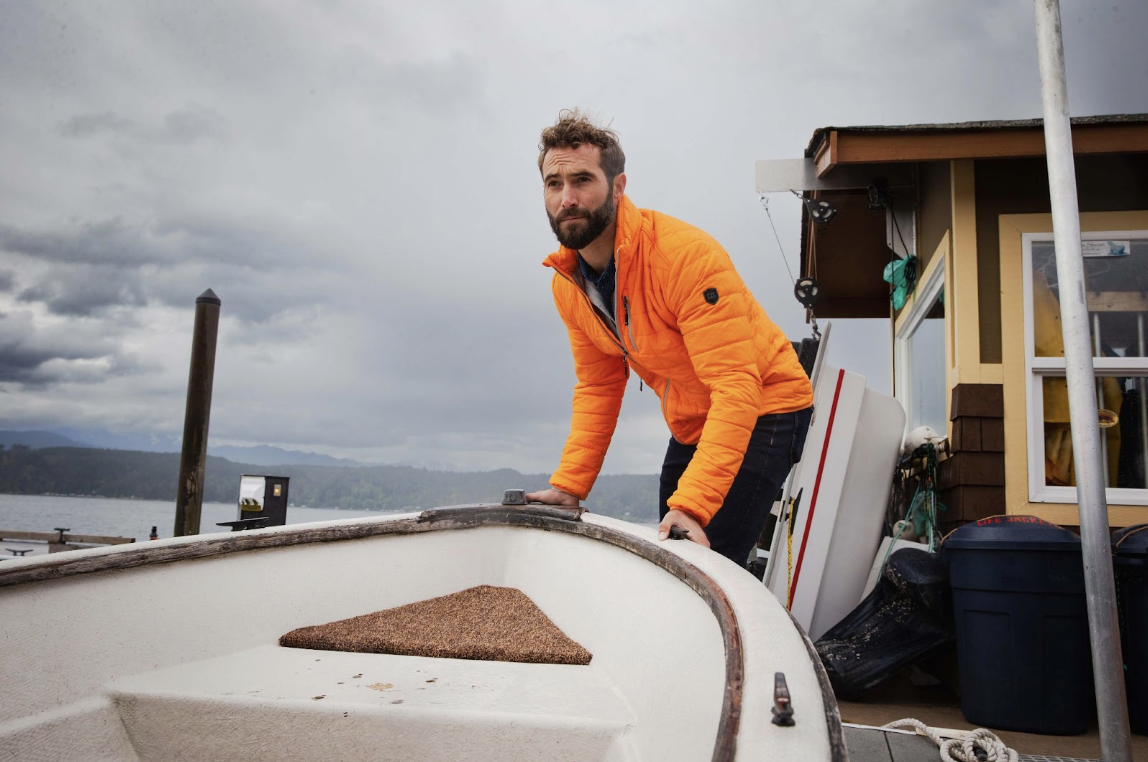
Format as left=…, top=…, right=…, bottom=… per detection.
left=0, top=493, right=390, bottom=544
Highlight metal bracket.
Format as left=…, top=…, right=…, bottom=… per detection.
left=771, top=672, right=796, bottom=726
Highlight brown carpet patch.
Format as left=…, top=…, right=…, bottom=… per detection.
left=279, top=585, right=592, bottom=665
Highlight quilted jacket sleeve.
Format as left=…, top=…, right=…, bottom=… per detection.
left=663, top=239, right=764, bottom=526
left=548, top=281, right=628, bottom=501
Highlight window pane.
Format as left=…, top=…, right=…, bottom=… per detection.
left=1042, top=374, right=1147, bottom=489
left=908, top=292, right=946, bottom=432
left=1032, top=239, right=1148, bottom=359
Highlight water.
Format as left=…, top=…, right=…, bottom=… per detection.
left=0, top=493, right=389, bottom=544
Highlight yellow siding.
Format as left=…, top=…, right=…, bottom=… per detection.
left=950, top=160, right=1002, bottom=386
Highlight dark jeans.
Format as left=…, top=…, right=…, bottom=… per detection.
left=659, top=407, right=813, bottom=568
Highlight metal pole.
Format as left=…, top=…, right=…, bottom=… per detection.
left=1093, top=314, right=1109, bottom=485
left=1138, top=315, right=1148, bottom=489
left=1033, top=3, right=1131, bottom=759
left=173, top=289, right=222, bottom=538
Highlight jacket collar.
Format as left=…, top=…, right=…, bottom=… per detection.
left=543, top=195, right=641, bottom=273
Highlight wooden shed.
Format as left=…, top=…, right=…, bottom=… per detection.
left=761, top=115, right=1148, bottom=529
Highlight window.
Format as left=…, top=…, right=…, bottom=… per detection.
left=1024, top=232, right=1148, bottom=504
left=895, top=255, right=948, bottom=435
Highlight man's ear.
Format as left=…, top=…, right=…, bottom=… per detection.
left=613, top=172, right=627, bottom=202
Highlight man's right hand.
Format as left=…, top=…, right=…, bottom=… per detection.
left=523, top=488, right=580, bottom=506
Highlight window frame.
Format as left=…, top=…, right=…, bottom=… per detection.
left=894, top=252, right=947, bottom=435
left=1022, top=229, right=1148, bottom=505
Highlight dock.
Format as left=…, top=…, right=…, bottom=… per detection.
left=1, top=529, right=134, bottom=558
left=838, top=683, right=1147, bottom=762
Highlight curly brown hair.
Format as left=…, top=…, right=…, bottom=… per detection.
left=537, top=109, right=625, bottom=182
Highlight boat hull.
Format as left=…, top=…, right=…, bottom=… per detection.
left=0, top=505, right=844, bottom=761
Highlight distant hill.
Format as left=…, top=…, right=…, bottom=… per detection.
left=208, top=445, right=367, bottom=468
left=0, top=430, right=87, bottom=449
left=0, top=446, right=660, bottom=522
left=0, top=430, right=369, bottom=468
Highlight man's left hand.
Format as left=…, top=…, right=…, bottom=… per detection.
left=657, top=509, right=710, bottom=549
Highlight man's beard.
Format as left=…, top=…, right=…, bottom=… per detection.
left=548, top=189, right=616, bottom=251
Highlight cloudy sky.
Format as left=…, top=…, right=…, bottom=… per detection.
left=1, top=0, right=1146, bottom=475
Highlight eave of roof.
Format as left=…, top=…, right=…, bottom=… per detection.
left=804, top=113, right=1148, bottom=158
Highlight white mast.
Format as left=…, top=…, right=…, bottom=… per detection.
left=1033, top=2, right=1132, bottom=759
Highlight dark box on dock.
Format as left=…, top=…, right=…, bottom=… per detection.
left=236, top=475, right=291, bottom=527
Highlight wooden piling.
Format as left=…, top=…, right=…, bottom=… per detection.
left=174, top=289, right=221, bottom=537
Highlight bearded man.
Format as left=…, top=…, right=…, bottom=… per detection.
left=525, top=110, right=814, bottom=568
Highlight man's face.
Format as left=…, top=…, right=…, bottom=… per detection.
left=542, top=144, right=621, bottom=251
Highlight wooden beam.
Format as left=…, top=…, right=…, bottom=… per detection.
left=950, top=160, right=987, bottom=386
left=814, top=131, right=837, bottom=176
left=1086, top=291, right=1148, bottom=313
left=817, top=123, right=1148, bottom=176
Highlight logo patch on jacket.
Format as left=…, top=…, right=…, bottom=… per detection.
left=704, top=288, right=719, bottom=305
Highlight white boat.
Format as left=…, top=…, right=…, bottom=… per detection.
left=0, top=504, right=847, bottom=762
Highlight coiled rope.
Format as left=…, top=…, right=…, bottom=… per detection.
left=882, top=718, right=1018, bottom=762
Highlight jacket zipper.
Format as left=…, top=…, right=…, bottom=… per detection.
left=623, top=296, right=640, bottom=353
left=555, top=268, right=630, bottom=379
left=622, top=295, right=644, bottom=390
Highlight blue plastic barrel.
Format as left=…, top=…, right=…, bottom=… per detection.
left=1114, top=524, right=1148, bottom=735
left=944, top=516, right=1092, bottom=734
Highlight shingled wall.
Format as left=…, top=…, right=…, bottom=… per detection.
left=937, top=383, right=1006, bottom=534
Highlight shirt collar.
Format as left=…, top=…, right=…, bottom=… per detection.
left=577, top=253, right=615, bottom=288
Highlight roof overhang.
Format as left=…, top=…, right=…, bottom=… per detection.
left=807, top=114, right=1148, bottom=177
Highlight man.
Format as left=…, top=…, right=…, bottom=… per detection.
left=525, top=110, right=814, bottom=567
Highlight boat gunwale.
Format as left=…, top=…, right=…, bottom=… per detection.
left=0, top=503, right=846, bottom=762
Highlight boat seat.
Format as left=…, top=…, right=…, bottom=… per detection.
left=105, top=644, right=637, bottom=762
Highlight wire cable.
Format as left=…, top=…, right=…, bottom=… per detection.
left=759, top=195, right=796, bottom=285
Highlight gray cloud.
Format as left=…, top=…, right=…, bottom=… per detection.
left=1, top=0, right=1146, bottom=474
left=58, top=105, right=225, bottom=144
left=58, top=112, right=138, bottom=139
left=0, top=211, right=348, bottom=325
left=0, top=218, right=177, bottom=267
left=0, top=310, right=148, bottom=385
left=330, top=50, right=486, bottom=116
left=160, top=106, right=226, bottom=143
left=16, top=265, right=148, bottom=317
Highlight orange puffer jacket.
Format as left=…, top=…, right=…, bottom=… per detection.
left=543, top=196, right=813, bottom=526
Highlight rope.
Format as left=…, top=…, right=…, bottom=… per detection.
left=881, top=718, right=1018, bottom=762
left=759, top=195, right=796, bottom=285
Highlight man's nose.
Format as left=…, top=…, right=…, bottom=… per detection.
left=561, top=185, right=579, bottom=207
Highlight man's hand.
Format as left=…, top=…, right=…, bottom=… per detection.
left=523, top=488, right=580, bottom=507
left=658, top=509, right=710, bottom=548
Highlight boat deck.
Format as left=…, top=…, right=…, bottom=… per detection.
left=101, top=642, right=637, bottom=761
